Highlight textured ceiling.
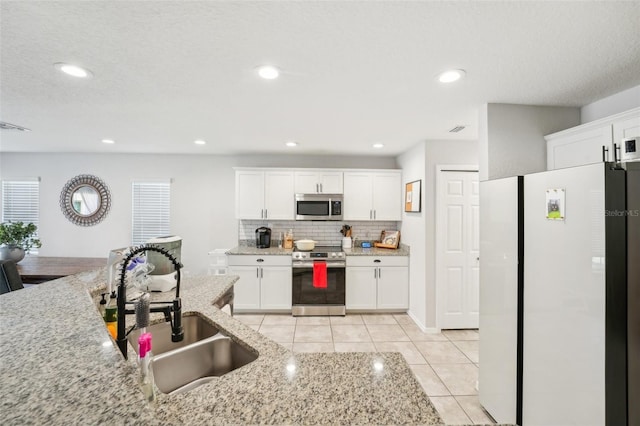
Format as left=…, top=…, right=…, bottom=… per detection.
left=1, top=1, right=639, bottom=156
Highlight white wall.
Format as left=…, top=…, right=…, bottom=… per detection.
left=397, top=142, right=427, bottom=328
left=0, top=152, right=397, bottom=275
left=581, top=84, right=640, bottom=123
left=479, top=104, right=580, bottom=181
left=398, top=139, right=478, bottom=330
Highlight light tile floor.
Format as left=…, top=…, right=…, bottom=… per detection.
left=235, top=313, right=495, bottom=425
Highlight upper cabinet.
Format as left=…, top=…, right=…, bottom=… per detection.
left=343, top=171, right=402, bottom=221
left=236, top=170, right=294, bottom=220
left=546, top=107, right=640, bottom=170
left=294, top=171, right=343, bottom=194
left=236, top=168, right=401, bottom=222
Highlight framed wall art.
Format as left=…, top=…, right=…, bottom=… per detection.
left=374, top=230, right=401, bottom=249
left=405, top=180, right=422, bottom=212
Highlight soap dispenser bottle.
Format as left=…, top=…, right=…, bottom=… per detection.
left=138, top=333, right=156, bottom=403
left=99, top=293, right=107, bottom=319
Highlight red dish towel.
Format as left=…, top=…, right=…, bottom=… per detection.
left=313, top=261, right=327, bottom=288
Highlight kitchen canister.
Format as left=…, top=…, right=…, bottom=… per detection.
left=342, top=237, right=352, bottom=249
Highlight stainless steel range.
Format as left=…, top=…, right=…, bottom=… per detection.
left=291, top=246, right=346, bottom=316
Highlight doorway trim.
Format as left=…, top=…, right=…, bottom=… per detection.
left=435, top=164, right=479, bottom=331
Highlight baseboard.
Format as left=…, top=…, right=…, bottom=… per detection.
left=407, top=310, right=440, bottom=333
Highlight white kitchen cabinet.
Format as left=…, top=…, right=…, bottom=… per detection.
left=260, top=266, right=293, bottom=310
left=613, top=114, right=640, bottom=145
left=294, top=171, right=343, bottom=194
left=346, top=267, right=377, bottom=309
left=546, top=107, right=640, bottom=170
left=343, top=171, right=402, bottom=221
left=372, top=173, right=402, bottom=221
left=377, top=266, right=409, bottom=309
left=227, top=255, right=292, bottom=312
left=235, top=170, right=265, bottom=220
left=346, top=256, right=409, bottom=310
left=227, top=266, right=261, bottom=310
left=235, top=170, right=294, bottom=220
left=546, top=125, right=612, bottom=170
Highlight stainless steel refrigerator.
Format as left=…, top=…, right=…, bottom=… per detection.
left=479, top=161, right=639, bottom=426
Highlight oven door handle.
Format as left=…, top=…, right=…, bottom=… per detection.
left=292, top=262, right=346, bottom=268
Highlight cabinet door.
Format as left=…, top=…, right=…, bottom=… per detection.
left=236, top=171, right=265, bottom=219
left=546, top=126, right=613, bottom=170
left=372, top=172, right=402, bottom=220
left=260, top=266, right=293, bottom=310
left=376, top=267, right=409, bottom=309
left=343, top=172, right=373, bottom=220
left=346, top=267, right=377, bottom=309
left=319, top=172, right=343, bottom=194
left=265, top=171, right=294, bottom=220
left=294, top=171, right=320, bottom=193
left=228, top=266, right=261, bottom=310
left=613, top=114, right=640, bottom=147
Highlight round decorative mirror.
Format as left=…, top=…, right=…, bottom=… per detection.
left=60, top=175, right=111, bottom=226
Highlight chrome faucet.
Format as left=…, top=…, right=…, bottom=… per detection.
left=115, top=245, right=184, bottom=359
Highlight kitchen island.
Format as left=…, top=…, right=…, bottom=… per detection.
left=0, top=267, right=443, bottom=425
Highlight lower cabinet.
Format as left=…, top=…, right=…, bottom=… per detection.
left=377, top=266, right=409, bottom=309
left=346, top=256, right=409, bottom=311
left=260, top=267, right=292, bottom=310
left=345, top=267, right=377, bottom=309
left=228, top=253, right=408, bottom=312
left=227, top=255, right=292, bottom=312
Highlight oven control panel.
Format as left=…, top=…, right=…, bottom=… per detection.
left=292, top=252, right=345, bottom=260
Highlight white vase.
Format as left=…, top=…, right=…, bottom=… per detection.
left=0, top=245, right=26, bottom=263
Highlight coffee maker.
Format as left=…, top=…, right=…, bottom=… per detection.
left=255, top=227, right=271, bottom=248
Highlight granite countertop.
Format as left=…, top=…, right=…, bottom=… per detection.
left=0, top=266, right=442, bottom=425
left=227, top=244, right=410, bottom=257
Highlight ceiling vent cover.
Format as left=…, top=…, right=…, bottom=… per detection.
left=449, top=125, right=465, bottom=133
left=0, top=121, right=31, bottom=132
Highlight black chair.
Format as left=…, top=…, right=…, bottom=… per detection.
left=0, top=260, right=25, bottom=294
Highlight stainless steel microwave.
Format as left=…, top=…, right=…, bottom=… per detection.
left=295, top=193, right=343, bottom=221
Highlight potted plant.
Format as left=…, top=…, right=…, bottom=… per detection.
left=0, top=221, right=42, bottom=263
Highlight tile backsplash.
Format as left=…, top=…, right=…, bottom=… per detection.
left=239, top=220, right=399, bottom=247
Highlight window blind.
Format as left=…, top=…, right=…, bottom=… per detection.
left=131, top=181, right=171, bottom=245
left=1, top=179, right=40, bottom=253
left=1, top=179, right=40, bottom=226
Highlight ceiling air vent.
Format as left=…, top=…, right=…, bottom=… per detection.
left=0, top=121, right=31, bottom=131
left=449, top=125, right=465, bottom=133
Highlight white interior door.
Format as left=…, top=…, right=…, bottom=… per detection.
left=437, top=168, right=479, bottom=329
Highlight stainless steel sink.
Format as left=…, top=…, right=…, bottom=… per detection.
left=152, top=334, right=258, bottom=394
left=128, top=314, right=219, bottom=355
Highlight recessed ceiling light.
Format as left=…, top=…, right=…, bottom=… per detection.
left=285, top=141, right=298, bottom=147
left=372, top=143, right=385, bottom=149
left=437, top=69, right=465, bottom=83
left=257, top=65, right=280, bottom=80
left=101, top=139, right=115, bottom=144
left=194, top=139, right=206, bottom=145
left=54, top=62, right=93, bottom=78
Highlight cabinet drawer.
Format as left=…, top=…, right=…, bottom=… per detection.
left=227, top=255, right=292, bottom=267
left=346, top=256, right=408, bottom=267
